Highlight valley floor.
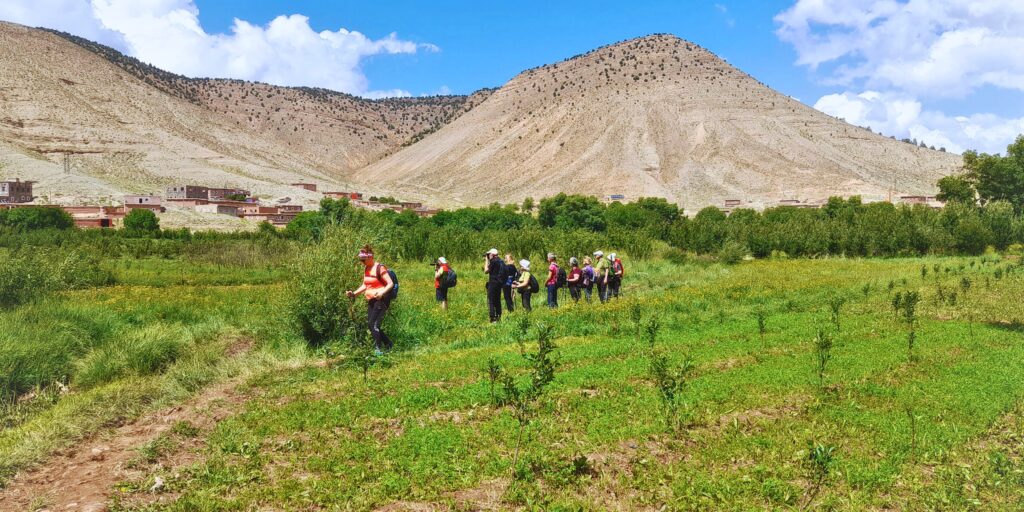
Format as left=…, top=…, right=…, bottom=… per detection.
left=3, top=256, right=1024, bottom=510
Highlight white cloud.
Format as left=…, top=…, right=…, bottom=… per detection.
left=814, top=90, right=1024, bottom=154
left=776, top=0, right=1024, bottom=97
left=777, top=1, right=1024, bottom=154
left=0, top=0, right=434, bottom=97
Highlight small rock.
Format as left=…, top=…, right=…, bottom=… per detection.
left=150, top=476, right=165, bottom=492
left=81, top=503, right=108, bottom=512
left=89, top=446, right=109, bottom=461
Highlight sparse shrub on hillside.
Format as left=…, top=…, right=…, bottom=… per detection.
left=717, top=240, right=748, bottom=264
left=803, top=442, right=837, bottom=509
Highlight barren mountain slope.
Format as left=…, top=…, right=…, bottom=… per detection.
left=46, top=29, right=493, bottom=173
left=0, top=22, right=490, bottom=209
left=354, top=35, right=960, bottom=209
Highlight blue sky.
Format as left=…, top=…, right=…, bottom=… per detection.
left=1, top=0, right=1022, bottom=154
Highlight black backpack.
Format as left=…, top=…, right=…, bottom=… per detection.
left=445, top=267, right=458, bottom=288
left=375, top=264, right=399, bottom=300
left=528, top=274, right=540, bottom=293
left=556, top=266, right=567, bottom=288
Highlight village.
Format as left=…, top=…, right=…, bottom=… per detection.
left=1, top=177, right=945, bottom=229
left=0, top=179, right=443, bottom=229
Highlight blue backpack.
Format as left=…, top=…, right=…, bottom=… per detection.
left=376, top=264, right=399, bottom=300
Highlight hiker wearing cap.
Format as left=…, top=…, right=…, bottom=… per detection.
left=434, top=256, right=451, bottom=311
left=483, top=248, right=504, bottom=322
left=582, top=256, right=596, bottom=303
left=608, top=252, right=623, bottom=299
left=567, top=257, right=583, bottom=303
left=511, top=259, right=535, bottom=312
left=502, top=253, right=518, bottom=313
left=594, top=250, right=610, bottom=303
left=345, top=244, right=394, bottom=355
left=545, top=253, right=560, bottom=309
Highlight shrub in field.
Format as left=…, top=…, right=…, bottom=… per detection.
left=0, top=251, right=112, bottom=309
left=717, top=240, right=748, bottom=264
left=491, top=323, right=559, bottom=475
left=803, top=442, right=836, bottom=509
left=826, top=295, right=846, bottom=331
left=0, top=253, right=49, bottom=308
left=813, top=329, right=833, bottom=390
left=640, top=315, right=694, bottom=431
left=754, top=307, right=768, bottom=348
left=893, top=291, right=921, bottom=362
left=289, top=226, right=389, bottom=347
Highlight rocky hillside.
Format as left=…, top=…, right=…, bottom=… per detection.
left=352, top=35, right=960, bottom=209
left=0, top=22, right=489, bottom=211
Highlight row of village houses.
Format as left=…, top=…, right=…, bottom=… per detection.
left=2, top=178, right=945, bottom=229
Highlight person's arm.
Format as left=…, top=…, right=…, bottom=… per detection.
left=346, top=283, right=367, bottom=298
left=568, top=271, right=579, bottom=283
left=483, top=257, right=490, bottom=273
left=435, top=266, right=443, bottom=279
left=379, top=268, right=394, bottom=296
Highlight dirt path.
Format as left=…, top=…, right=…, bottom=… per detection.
left=0, top=376, right=250, bottom=512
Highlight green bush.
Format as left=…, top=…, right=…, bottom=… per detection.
left=717, top=241, right=748, bottom=264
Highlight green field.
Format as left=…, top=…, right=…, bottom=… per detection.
left=5, top=242, right=1023, bottom=511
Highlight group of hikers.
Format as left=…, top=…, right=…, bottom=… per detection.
left=477, top=248, right=624, bottom=322
left=346, top=244, right=624, bottom=354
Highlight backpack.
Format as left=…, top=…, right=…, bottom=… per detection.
left=528, top=274, right=540, bottom=293
left=556, top=266, right=567, bottom=288
left=613, top=258, right=624, bottom=279
left=444, top=267, right=458, bottom=288
left=503, top=262, right=519, bottom=287
left=375, top=264, right=399, bottom=300
left=582, top=266, right=594, bottom=286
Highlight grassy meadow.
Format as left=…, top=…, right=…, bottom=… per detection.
left=2, top=237, right=1024, bottom=510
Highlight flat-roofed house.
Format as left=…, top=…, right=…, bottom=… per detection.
left=0, top=179, right=34, bottom=203
left=166, top=185, right=209, bottom=200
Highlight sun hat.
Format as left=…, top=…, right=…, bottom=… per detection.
left=547, top=252, right=556, bottom=260
left=485, top=248, right=499, bottom=256
left=438, top=256, right=448, bottom=265
left=569, top=256, right=579, bottom=265
left=609, top=252, right=617, bottom=260
left=594, top=250, right=604, bottom=257
left=519, top=259, right=530, bottom=270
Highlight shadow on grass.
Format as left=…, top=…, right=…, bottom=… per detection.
left=986, top=320, right=1024, bottom=334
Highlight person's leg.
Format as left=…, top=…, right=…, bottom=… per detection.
left=598, top=281, right=608, bottom=303
left=487, top=284, right=502, bottom=322
left=570, top=286, right=581, bottom=303
left=503, top=286, right=515, bottom=312
left=584, top=284, right=593, bottom=303
left=521, top=291, right=532, bottom=312
left=367, top=299, right=392, bottom=352
left=611, top=279, right=620, bottom=299
left=547, top=284, right=557, bottom=308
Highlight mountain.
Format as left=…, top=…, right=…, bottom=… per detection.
left=0, top=21, right=489, bottom=220
left=0, top=24, right=959, bottom=217
left=351, top=35, right=960, bottom=209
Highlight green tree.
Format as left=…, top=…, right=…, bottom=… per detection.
left=936, top=175, right=976, bottom=205
left=123, top=208, right=160, bottom=233
left=963, top=136, right=1024, bottom=210
left=521, top=197, right=535, bottom=213
left=0, top=206, right=74, bottom=231
left=537, top=193, right=607, bottom=231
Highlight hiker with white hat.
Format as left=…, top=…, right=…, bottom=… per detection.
left=434, top=256, right=453, bottom=311
left=594, top=250, right=610, bottom=303
left=483, top=248, right=504, bottom=323
left=511, top=258, right=536, bottom=312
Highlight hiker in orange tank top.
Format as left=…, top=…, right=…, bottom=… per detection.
left=345, top=245, right=394, bottom=355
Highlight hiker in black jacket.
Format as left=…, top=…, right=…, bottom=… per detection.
left=483, top=248, right=504, bottom=323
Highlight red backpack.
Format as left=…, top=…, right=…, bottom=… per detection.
left=613, top=258, right=624, bottom=278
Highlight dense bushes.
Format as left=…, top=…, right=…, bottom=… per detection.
left=668, top=198, right=1015, bottom=258
left=0, top=251, right=113, bottom=308
left=0, top=206, right=73, bottom=231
